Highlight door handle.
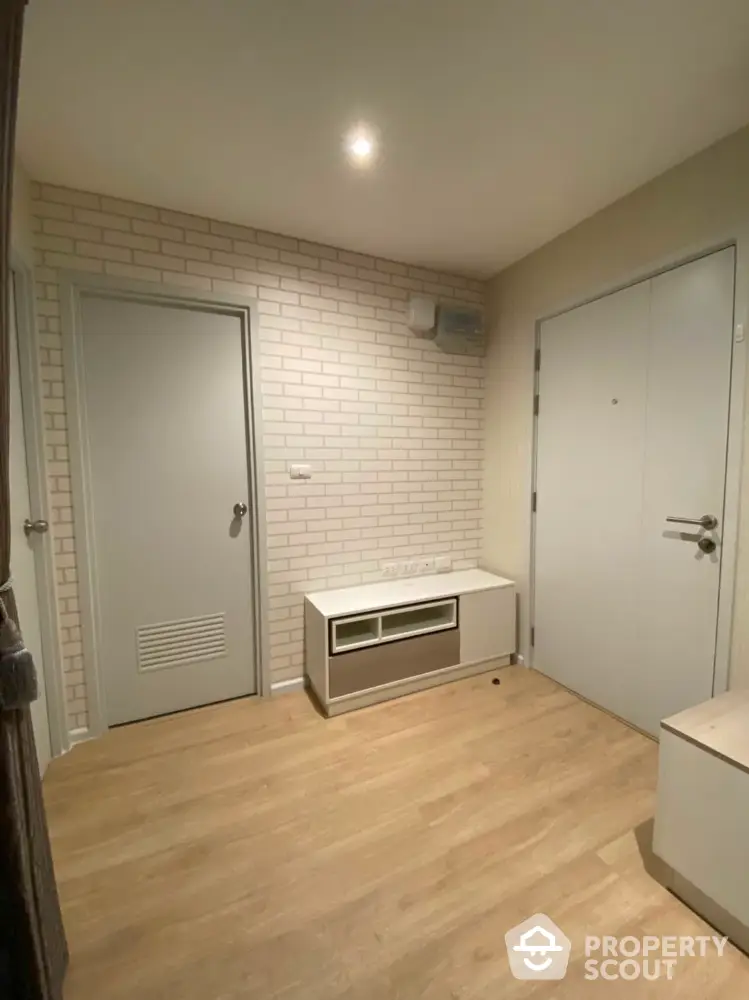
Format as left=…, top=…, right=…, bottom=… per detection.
left=665, top=514, right=718, bottom=530
left=23, top=518, right=49, bottom=536
left=233, top=502, right=248, bottom=519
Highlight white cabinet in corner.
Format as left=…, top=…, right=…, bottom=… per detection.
left=653, top=691, right=749, bottom=953
left=304, top=569, right=516, bottom=717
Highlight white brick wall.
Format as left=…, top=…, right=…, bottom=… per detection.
left=29, top=183, right=486, bottom=732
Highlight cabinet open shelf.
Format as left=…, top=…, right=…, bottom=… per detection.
left=331, top=616, right=380, bottom=652
left=380, top=599, right=457, bottom=640
left=330, top=598, right=457, bottom=655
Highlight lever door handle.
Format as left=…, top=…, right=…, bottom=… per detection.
left=666, top=514, right=717, bottom=530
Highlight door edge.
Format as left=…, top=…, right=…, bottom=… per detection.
left=10, top=254, right=70, bottom=758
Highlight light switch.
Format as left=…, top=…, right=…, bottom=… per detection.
left=289, top=464, right=312, bottom=480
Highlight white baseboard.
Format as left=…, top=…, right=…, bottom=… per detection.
left=514, top=654, right=526, bottom=667
left=271, top=676, right=305, bottom=694
left=68, top=726, right=90, bottom=746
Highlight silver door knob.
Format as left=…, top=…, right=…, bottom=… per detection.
left=23, top=518, right=49, bottom=536
left=233, top=502, right=248, bottom=519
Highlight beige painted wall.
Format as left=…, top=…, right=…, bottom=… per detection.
left=11, top=160, right=34, bottom=264
left=483, top=125, right=749, bottom=688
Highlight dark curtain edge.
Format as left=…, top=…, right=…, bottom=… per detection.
left=1, top=3, right=69, bottom=1000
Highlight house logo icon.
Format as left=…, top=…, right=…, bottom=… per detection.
left=505, top=913, right=572, bottom=980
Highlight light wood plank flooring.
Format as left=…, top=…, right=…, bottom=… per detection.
left=45, top=667, right=749, bottom=998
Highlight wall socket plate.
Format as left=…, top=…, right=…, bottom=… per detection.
left=289, top=464, right=312, bottom=480
left=415, top=557, right=435, bottom=574
left=382, top=556, right=450, bottom=579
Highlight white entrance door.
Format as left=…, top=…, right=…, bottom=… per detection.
left=78, top=295, right=257, bottom=725
left=9, top=273, right=51, bottom=773
left=534, top=248, right=735, bottom=736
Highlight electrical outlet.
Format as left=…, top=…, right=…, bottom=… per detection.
left=435, top=556, right=452, bottom=573
left=382, top=563, right=398, bottom=578
left=289, top=464, right=312, bottom=480
left=414, top=557, right=435, bottom=575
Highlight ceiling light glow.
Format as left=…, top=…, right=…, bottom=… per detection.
left=345, top=124, right=378, bottom=166
left=350, top=135, right=372, bottom=158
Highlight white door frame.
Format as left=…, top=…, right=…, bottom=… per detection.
left=60, top=273, right=270, bottom=738
left=529, top=239, right=746, bottom=702
left=10, top=254, right=69, bottom=756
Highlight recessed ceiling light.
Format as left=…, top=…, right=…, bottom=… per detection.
left=350, top=135, right=373, bottom=159
left=344, top=125, right=377, bottom=166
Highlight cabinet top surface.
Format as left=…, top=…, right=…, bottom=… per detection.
left=662, top=689, right=749, bottom=772
left=306, top=569, right=513, bottom=618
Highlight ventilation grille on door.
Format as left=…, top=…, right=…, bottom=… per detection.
left=136, top=613, right=227, bottom=673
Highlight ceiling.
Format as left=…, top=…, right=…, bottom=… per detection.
left=17, top=0, right=749, bottom=277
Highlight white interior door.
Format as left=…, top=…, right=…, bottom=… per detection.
left=534, top=248, right=735, bottom=736
left=78, top=295, right=257, bottom=726
left=9, top=273, right=51, bottom=773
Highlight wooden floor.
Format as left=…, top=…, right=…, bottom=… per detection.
left=45, top=667, right=749, bottom=999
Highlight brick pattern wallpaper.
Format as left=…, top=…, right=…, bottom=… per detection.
left=29, top=183, right=486, bottom=733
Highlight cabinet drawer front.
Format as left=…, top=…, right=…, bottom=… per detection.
left=329, top=628, right=460, bottom=699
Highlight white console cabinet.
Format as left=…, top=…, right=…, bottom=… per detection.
left=305, top=570, right=515, bottom=716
